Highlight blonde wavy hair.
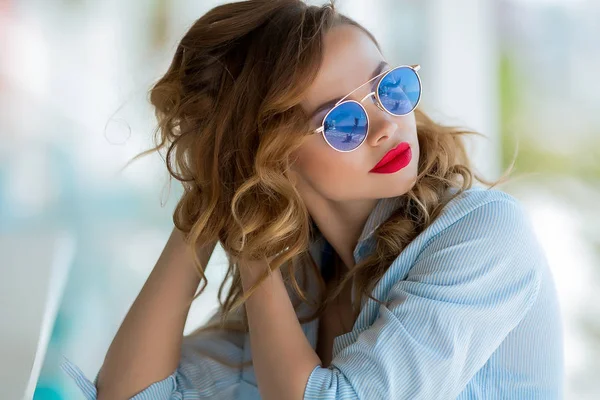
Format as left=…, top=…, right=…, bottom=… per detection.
left=127, top=0, right=511, bottom=369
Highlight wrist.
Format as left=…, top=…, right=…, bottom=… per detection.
left=239, top=258, right=282, bottom=293
left=154, top=228, right=215, bottom=294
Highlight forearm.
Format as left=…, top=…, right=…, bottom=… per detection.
left=240, top=260, right=321, bottom=400
left=96, top=228, right=215, bottom=400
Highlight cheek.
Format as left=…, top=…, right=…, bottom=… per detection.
left=292, top=138, right=365, bottom=200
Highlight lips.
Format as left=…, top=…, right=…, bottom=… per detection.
left=369, top=142, right=412, bottom=174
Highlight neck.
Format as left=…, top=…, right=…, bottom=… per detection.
left=306, top=195, right=378, bottom=270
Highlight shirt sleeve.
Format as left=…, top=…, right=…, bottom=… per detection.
left=61, top=310, right=249, bottom=399
left=304, top=198, right=543, bottom=400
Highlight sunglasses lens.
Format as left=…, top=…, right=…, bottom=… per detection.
left=378, top=67, right=421, bottom=115
left=322, top=101, right=368, bottom=151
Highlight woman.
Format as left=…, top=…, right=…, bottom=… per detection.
left=62, top=1, right=564, bottom=399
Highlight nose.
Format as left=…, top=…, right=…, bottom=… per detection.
left=365, top=103, right=398, bottom=147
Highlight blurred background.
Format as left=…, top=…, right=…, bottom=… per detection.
left=1, top=0, right=598, bottom=398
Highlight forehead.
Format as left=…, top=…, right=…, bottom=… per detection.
left=302, top=24, right=385, bottom=112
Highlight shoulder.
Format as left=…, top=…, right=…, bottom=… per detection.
left=384, top=186, right=544, bottom=310
left=390, top=186, right=545, bottom=281
left=422, top=186, right=530, bottom=242
left=440, top=186, right=523, bottom=223
left=404, top=186, right=545, bottom=288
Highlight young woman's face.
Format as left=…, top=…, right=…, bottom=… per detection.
left=292, top=24, right=419, bottom=202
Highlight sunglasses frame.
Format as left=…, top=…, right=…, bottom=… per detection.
left=313, top=64, right=422, bottom=153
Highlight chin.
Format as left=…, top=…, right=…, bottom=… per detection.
left=384, top=181, right=416, bottom=198
left=372, top=165, right=419, bottom=198
left=363, top=179, right=414, bottom=200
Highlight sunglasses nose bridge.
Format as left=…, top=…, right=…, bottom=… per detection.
left=360, top=91, right=386, bottom=114
left=360, top=91, right=374, bottom=102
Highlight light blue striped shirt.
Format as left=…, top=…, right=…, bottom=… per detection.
left=62, top=187, right=564, bottom=399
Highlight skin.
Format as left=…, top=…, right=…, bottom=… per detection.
left=241, top=24, right=421, bottom=399
left=291, top=24, right=420, bottom=271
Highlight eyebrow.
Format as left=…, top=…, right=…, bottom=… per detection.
left=309, top=60, right=389, bottom=119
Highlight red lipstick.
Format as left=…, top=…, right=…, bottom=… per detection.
left=369, top=142, right=412, bottom=174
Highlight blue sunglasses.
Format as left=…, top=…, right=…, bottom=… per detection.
left=313, top=64, right=422, bottom=152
